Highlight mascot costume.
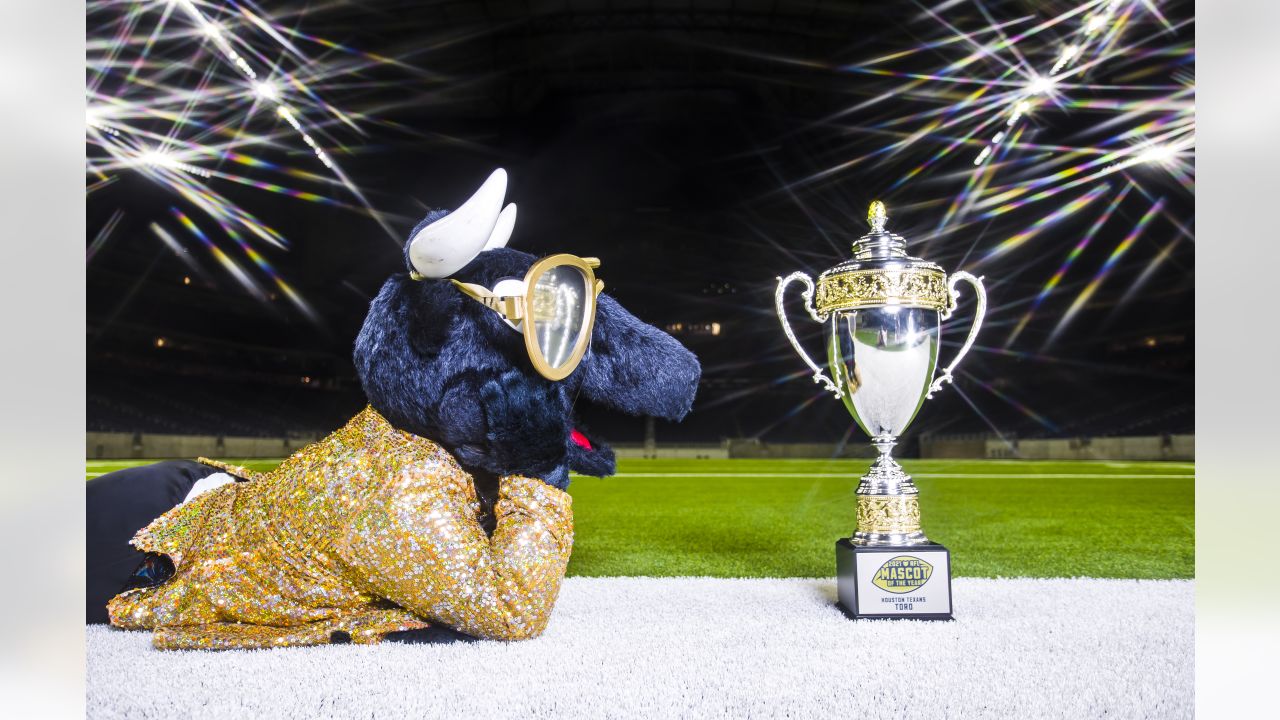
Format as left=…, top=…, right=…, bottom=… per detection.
left=86, top=169, right=701, bottom=650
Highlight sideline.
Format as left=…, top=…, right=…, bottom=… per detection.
left=86, top=469, right=1195, bottom=479
left=595, top=472, right=1194, bottom=479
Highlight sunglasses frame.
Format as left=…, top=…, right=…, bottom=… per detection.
left=452, top=253, right=605, bottom=380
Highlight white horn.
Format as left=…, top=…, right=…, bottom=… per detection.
left=484, top=203, right=517, bottom=250
left=407, top=168, right=507, bottom=278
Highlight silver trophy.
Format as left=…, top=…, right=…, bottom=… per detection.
left=775, top=200, right=985, bottom=620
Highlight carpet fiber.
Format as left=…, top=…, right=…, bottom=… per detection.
left=87, top=576, right=1192, bottom=719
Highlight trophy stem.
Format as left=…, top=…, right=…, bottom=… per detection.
left=852, top=435, right=929, bottom=547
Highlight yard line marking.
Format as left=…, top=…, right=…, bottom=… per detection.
left=1104, top=461, right=1195, bottom=468
left=592, top=472, right=1193, bottom=479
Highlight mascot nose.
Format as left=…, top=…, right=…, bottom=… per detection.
left=577, top=294, right=701, bottom=422
left=407, top=168, right=518, bottom=278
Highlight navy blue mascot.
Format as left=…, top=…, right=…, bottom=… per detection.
left=87, top=169, right=701, bottom=649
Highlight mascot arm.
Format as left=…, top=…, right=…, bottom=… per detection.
left=339, top=469, right=573, bottom=641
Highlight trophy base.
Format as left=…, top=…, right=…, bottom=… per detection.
left=835, top=537, right=953, bottom=621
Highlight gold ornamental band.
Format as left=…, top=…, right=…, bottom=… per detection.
left=815, top=268, right=949, bottom=315
left=856, top=495, right=923, bottom=535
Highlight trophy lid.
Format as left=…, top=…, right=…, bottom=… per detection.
left=824, top=200, right=939, bottom=272
left=853, top=200, right=910, bottom=260
left=812, top=201, right=950, bottom=315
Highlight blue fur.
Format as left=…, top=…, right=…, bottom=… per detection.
left=355, top=242, right=701, bottom=489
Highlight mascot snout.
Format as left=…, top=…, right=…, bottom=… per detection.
left=576, top=293, right=700, bottom=423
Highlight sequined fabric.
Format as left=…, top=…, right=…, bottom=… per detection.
left=107, top=406, right=574, bottom=650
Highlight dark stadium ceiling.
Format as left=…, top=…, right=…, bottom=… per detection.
left=87, top=0, right=1194, bottom=441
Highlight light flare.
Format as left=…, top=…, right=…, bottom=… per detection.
left=87, top=0, right=414, bottom=326
left=1045, top=197, right=1166, bottom=347
left=1003, top=183, right=1135, bottom=347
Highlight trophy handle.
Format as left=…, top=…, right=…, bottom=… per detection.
left=927, top=271, right=987, bottom=399
left=775, top=272, right=841, bottom=398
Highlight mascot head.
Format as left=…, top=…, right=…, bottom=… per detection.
left=355, top=169, right=701, bottom=489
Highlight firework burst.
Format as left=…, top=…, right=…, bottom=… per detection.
left=86, top=0, right=413, bottom=325
left=742, top=0, right=1192, bottom=439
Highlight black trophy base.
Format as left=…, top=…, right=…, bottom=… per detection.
left=835, top=537, right=953, bottom=621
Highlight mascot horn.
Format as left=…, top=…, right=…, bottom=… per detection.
left=86, top=168, right=702, bottom=649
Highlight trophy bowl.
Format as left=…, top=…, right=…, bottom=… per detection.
left=829, top=301, right=939, bottom=545
left=775, top=201, right=986, bottom=619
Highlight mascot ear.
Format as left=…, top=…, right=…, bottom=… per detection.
left=407, top=168, right=508, bottom=278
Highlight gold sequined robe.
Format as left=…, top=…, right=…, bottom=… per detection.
left=107, top=406, right=574, bottom=650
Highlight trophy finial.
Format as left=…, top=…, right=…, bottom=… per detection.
left=868, top=200, right=888, bottom=233
left=852, top=199, right=906, bottom=259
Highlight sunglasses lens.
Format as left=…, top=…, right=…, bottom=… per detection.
left=530, top=264, right=591, bottom=373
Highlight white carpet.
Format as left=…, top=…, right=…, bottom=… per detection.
left=87, top=577, right=1193, bottom=719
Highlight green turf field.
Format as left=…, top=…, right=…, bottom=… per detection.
left=86, top=457, right=1194, bottom=580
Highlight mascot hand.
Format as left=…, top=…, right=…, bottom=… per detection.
left=478, top=369, right=570, bottom=487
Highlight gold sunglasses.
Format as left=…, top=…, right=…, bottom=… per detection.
left=451, top=254, right=605, bottom=380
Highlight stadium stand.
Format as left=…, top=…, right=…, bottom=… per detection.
left=87, top=319, right=1192, bottom=448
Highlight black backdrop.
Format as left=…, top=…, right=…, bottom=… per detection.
left=87, top=1, right=1194, bottom=445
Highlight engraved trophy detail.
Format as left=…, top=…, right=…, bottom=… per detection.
left=775, top=201, right=986, bottom=620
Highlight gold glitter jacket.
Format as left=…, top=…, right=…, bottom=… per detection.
left=107, top=406, right=574, bottom=650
